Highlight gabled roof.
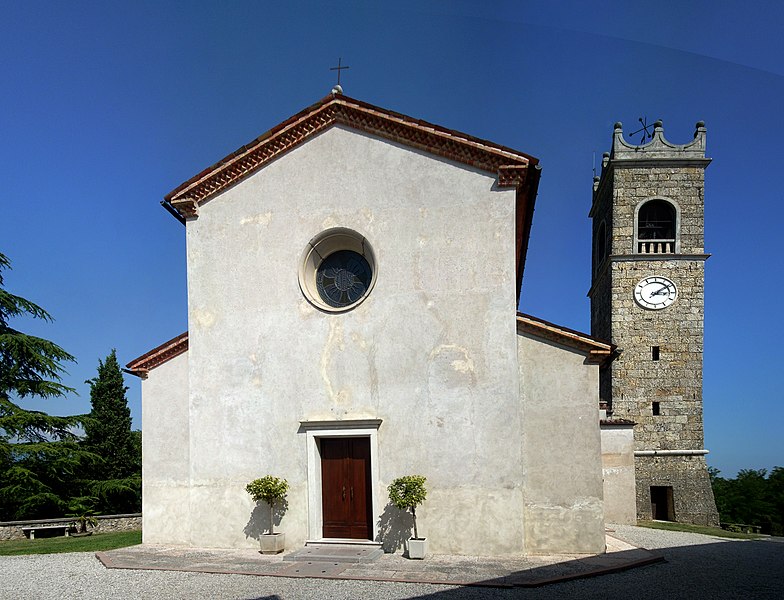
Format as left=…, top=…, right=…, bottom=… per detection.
left=165, top=92, right=541, bottom=301
left=515, top=312, right=615, bottom=365
left=125, top=332, right=188, bottom=378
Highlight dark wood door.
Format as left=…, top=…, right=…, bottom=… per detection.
left=321, top=437, right=372, bottom=539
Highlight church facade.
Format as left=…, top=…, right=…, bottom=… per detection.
left=128, top=93, right=641, bottom=555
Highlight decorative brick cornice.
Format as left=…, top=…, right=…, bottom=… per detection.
left=600, top=419, right=636, bottom=427
left=497, top=165, right=529, bottom=188
left=165, top=93, right=541, bottom=302
left=516, top=312, right=615, bottom=364
left=166, top=94, right=539, bottom=218
left=126, top=332, right=188, bottom=378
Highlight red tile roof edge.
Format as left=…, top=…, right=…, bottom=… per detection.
left=164, top=92, right=541, bottom=305
left=165, top=94, right=539, bottom=215
left=165, top=93, right=539, bottom=209
left=516, top=312, right=616, bottom=364
left=125, top=332, right=188, bottom=378
left=600, top=419, right=637, bottom=426
left=129, top=312, right=606, bottom=377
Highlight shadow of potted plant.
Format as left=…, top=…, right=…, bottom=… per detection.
left=245, top=475, right=289, bottom=554
left=388, top=475, right=427, bottom=559
left=67, top=496, right=99, bottom=537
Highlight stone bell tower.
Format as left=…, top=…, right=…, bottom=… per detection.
left=589, top=120, right=719, bottom=525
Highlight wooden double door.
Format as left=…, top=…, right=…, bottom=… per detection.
left=320, top=437, right=372, bottom=539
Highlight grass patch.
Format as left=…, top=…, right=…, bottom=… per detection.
left=637, top=520, right=764, bottom=539
left=0, top=530, right=142, bottom=556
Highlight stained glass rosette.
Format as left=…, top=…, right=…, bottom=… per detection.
left=316, top=250, right=373, bottom=308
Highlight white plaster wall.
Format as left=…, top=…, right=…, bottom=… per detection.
left=600, top=425, right=637, bottom=525
left=141, top=351, right=190, bottom=544
left=183, top=125, right=524, bottom=554
left=517, top=332, right=606, bottom=554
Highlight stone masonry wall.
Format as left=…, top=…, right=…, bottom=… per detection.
left=591, top=268, right=612, bottom=408
left=612, top=166, right=705, bottom=256
left=590, top=166, right=614, bottom=409
left=607, top=258, right=705, bottom=450
left=589, top=128, right=718, bottom=526
left=0, top=513, right=142, bottom=541
left=635, top=455, right=717, bottom=525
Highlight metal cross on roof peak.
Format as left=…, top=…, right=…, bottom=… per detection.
left=330, top=57, right=350, bottom=86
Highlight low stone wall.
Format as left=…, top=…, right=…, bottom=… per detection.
left=0, top=513, right=142, bottom=541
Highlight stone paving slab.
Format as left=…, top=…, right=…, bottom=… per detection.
left=96, top=532, right=664, bottom=588
left=277, top=561, right=348, bottom=577
left=284, top=544, right=384, bottom=562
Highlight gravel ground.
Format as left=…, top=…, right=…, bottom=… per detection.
left=2, top=526, right=782, bottom=600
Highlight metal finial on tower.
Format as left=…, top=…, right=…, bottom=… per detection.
left=330, top=57, right=350, bottom=94
left=630, top=117, right=658, bottom=144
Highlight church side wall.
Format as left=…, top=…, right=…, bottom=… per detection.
left=600, top=424, right=636, bottom=525
left=183, top=126, right=524, bottom=554
left=141, top=351, right=190, bottom=545
left=517, top=332, right=605, bottom=554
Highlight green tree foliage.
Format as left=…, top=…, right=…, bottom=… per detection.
left=84, top=350, right=141, bottom=513
left=246, top=476, right=289, bottom=534
left=0, top=252, right=91, bottom=520
left=710, top=466, right=784, bottom=535
left=130, top=429, right=142, bottom=474
left=388, top=475, right=427, bottom=539
left=768, top=467, right=784, bottom=536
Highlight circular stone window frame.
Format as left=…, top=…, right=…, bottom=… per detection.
left=298, top=227, right=378, bottom=313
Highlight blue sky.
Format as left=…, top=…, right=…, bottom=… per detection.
left=2, top=1, right=782, bottom=477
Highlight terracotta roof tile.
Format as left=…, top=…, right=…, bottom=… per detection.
left=516, top=312, right=616, bottom=364
left=600, top=419, right=636, bottom=426
left=126, top=332, right=188, bottom=378
left=164, top=93, right=541, bottom=303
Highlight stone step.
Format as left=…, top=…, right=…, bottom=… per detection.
left=284, top=544, right=384, bottom=563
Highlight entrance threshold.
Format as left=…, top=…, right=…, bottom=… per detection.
left=305, top=538, right=382, bottom=547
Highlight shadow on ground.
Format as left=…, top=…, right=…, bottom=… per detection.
left=376, top=502, right=412, bottom=554
left=369, top=538, right=784, bottom=600
left=97, top=534, right=784, bottom=600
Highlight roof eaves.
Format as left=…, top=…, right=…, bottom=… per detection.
left=516, top=312, right=615, bottom=363
left=165, top=94, right=539, bottom=219
left=126, top=332, right=189, bottom=378
left=600, top=418, right=636, bottom=427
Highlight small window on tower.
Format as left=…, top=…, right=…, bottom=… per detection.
left=652, top=402, right=661, bottom=415
left=652, top=346, right=660, bottom=361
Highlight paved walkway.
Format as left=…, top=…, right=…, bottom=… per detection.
left=96, top=530, right=663, bottom=589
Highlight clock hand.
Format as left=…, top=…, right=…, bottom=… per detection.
left=651, top=285, right=670, bottom=296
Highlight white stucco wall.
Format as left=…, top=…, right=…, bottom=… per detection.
left=517, top=331, right=606, bottom=554
left=141, top=350, right=189, bottom=544
left=600, top=424, right=637, bottom=525
left=181, top=125, right=524, bottom=554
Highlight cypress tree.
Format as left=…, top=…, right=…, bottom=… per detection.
left=84, top=350, right=141, bottom=513
left=84, top=350, right=136, bottom=480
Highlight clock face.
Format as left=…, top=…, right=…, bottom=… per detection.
left=634, top=276, right=677, bottom=310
